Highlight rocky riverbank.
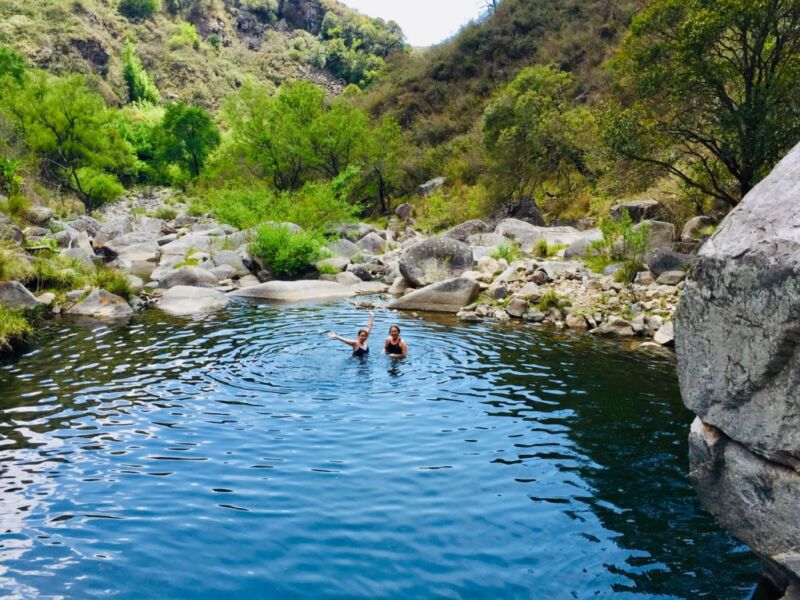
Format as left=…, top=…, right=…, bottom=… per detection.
left=0, top=189, right=708, bottom=353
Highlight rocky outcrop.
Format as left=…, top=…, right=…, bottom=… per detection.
left=399, top=236, right=473, bottom=287
left=389, top=277, right=480, bottom=313
left=0, top=281, right=39, bottom=309
left=159, top=286, right=229, bottom=316
left=66, top=290, right=133, bottom=319
left=232, top=280, right=354, bottom=302
left=676, top=142, right=800, bottom=592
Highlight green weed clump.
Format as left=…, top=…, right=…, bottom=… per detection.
left=29, top=253, right=93, bottom=292
left=533, top=240, right=568, bottom=258
left=251, top=225, right=324, bottom=278
left=92, top=268, right=135, bottom=300
left=586, top=209, right=650, bottom=282
left=0, top=305, right=33, bottom=350
left=316, top=262, right=340, bottom=276
left=153, top=206, right=178, bottom=220
left=537, top=288, right=560, bottom=312
left=491, top=242, right=521, bottom=263
left=0, top=244, right=35, bottom=282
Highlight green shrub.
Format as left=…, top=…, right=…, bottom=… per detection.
left=0, top=194, right=30, bottom=220
left=119, top=0, right=159, bottom=20
left=74, top=168, right=125, bottom=210
left=587, top=209, right=649, bottom=279
left=30, top=253, right=93, bottom=291
left=0, top=305, right=32, bottom=349
left=122, top=42, right=160, bottom=104
left=92, top=268, right=135, bottom=300
left=491, top=242, right=521, bottom=263
left=316, top=262, right=340, bottom=275
left=251, top=225, right=324, bottom=278
left=614, top=260, right=641, bottom=284
left=537, top=288, right=560, bottom=312
left=0, top=244, right=35, bottom=282
left=170, top=22, right=200, bottom=51
left=0, top=157, right=23, bottom=196
left=207, top=34, right=221, bottom=51
left=153, top=206, right=178, bottom=220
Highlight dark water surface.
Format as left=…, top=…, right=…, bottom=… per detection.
left=0, top=299, right=757, bottom=598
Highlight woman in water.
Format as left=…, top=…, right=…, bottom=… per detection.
left=327, top=311, right=374, bottom=357
left=384, top=325, right=408, bottom=358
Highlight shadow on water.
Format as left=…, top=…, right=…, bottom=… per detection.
left=0, top=300, right=759, bottom=599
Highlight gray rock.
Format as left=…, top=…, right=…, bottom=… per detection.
left=656, top=270, right=686, bottom=285
left=635, top=220, right=675, bottom=252
left=66, top=290, right=133, bottom=319
left=26, top=204, right=52, bottom=225
left=209, top=264, right=238, bottom=282
left=95, top=217, right=133, bottom=246
left=232, top=280, right=355, bottom=301
left=326, top=238, right=361, bottom=259
left=524, top=308, right=546, bottom=322
left=353, top=281, right=389, bottom=295
left=238, top=275, right=261, bottom=288
left=443, top=220, right=490, bottom=243
left=316, top=256, right=349, bottom=273
left=356, top=232, right=386, bottom=254
left=646, top=249, right=696, bottom=276
left=467, top=232, right=511, bottom=248
left=0, top=281, right=39, bottom=309
left=54, top=226, right=93, bottom=252
left=159, top=285, right=229, bottom=316
left=60, top=247, right=96, bottom=268
left=212, top=250, right=250, bottom=277
left=395, top=203, right=414, bottom=222
left=566, top=313, right=588, bottom=330
left=419, top=176, right=446, bottom=196
left=330, top=222, right=377, bottom=242
left=592, top=317, right=635, bottom=337
left=563, top=229, right=604, bottom=258
left=506, top=298, right=528, bottom=318
left=609, top=199, right=663, bottom=223
left=334, top=271, right=363, bottom=286
left=388, top=276, right=410, bottom=295
left=389, top=277, right=480, bottom=313
left=494, top=219, right=585, bottom=249
left=399, top=236, right=473, bottom=287
left=65, top=216, right=102, bottom=237
left=157, top=267, right=218, bottom=289
left=0, top=213, right=23, bottom=245
left=681, top=216, right=716, bottom=242
left=653, top=321, right=675, bottom=346
left=516, top=282, right=542, bottom=301
left=110, top=242, right=160, bottom=278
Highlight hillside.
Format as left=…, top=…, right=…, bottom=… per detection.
left=0, top=0, right=406, bottom=107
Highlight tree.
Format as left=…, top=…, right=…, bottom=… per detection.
left=0, top=47, right=26, bottom=88
left=1, top=73, right=133, bottom=210
left=482, top=65, right=594, bottom=201
left=606, top=0, right=800, bottom=206
left=121, top=41, right=160, bottom=104
left=157, top=103, right=220, bottom=177
left=118, top=0, right=159, bottom=20
left=359, top=117, right=405, bottom=212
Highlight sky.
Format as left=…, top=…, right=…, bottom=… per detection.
left=338, top=0, right=487, bottom=47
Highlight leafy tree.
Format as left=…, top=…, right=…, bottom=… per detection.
left=1, top=73, right=133, bottom=210
left=121, top=41, right=160, bottom=104
left=359, top=117, right=405, bottom=212
left=606, top=0, right=800, bottom=206
left=482, top=65, right=594, bottom=200
left=309, top=102, right=370, bottom=179
left=156, top=103, right=220, bottom=177
left=118, top=0, right=159, bottom=20
left=0, top=47, right=26, bottom=87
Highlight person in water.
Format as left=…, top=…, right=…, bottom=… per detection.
left=384, top=325, right=408, bottom=358
left=327, top=311, right=374, bottom=357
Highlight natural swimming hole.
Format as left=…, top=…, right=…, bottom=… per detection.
left=0, top=298, right=757, bottom=598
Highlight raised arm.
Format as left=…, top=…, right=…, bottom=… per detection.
left=364, top=310, right=375, bottom=336
left=327, top=331, right=357, bottom=348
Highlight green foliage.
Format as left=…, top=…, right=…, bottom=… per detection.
left=588, top=209, right=650, bottom=281
left=251, top=224, right=324, bottom=278
left=170, top=22, right=200, bottom=51
left=491, top=241, right=521, bottom=263
left=537, top=288, right=560, bottom=312
left=0, top=243, right=34, bottom=282
left=118, top=0, right=159, bottom=20
left=0, top=157, right=23, bottom=196
left=153, top=206, right=177, bottom=220
left=607, top=0, right=800, bottom=206
left=73, top=167, right=124, bottom=208
left=0, top=46, right=26, bottom=85
left=207, top=34, right=220, bottom=51
left=112, top=102, right=165, bottom=184
left=157, top=103, right=220, bottom=178
left=92, top=267, right=135, bottom=300
left=30, top=253, right=93, bottom=291
left=122, top=41, right=160, bottom=104
left=173, top=247, right=200, bottom=268
left=0, top=305, right=32, bottom=350
left=413, top=184, right=493, bottom=232
left=316, top=262, right=340, bottom=275
left=533, top=240, right=567, bottom=258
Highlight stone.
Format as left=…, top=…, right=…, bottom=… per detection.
left=54, top=227, right=93, bottom=253
left=457, top=310, right=482, bottom=322
left=66, top=290, right=133, bottom=319
left=636, top=220, right=675, bottom=252
left=494, top=219, right=585, bottom=249
left=315, top=256, right=349, bottom=274
left=592, top=317, right=635, bottom=337
left=395, top=203, right=414, bottom=222
left=506, top=298, right=528, bottom=318
left=524, top=308, right=546, bottom=322
left=653, top=321, right=675, bottom=346
left=646, top=249, right=696, bottom=276
left=232, top=280, right=355, bottom=302
left=566, top=313, right=588, bottom=330
left=563, top=229, right=604, bottom=259
left=109, top=242, right=159, bottom=277
left=65, top=216, right=102, bottom=237
left=443, top=220, right=490, bottom=243
left=491, top=195, right=546, bottom=226
left=353, top=281, right=389, bottom=295
left=209, top=264, right=238, bottom=282
left=335, top=271, right=363, bottom=286
left=634, top=271, right=655, bottom=285
left=399, top=236, right=474, bottom=287
left=476, top=256, right=502, bottom=276
left=493, top=309, right=511, bottom=322
left=489, top=283, right=508, bottom=300
left=388, top=276, right=410, bottom=295
left=419, top=176, right=446, bottom=196
left=209, top=250, right=250, bottom=277
left=467, top=232, right=511, bottom=248
left=60, top=247, right=96, bottom=268
left=681, top=215, right=716, bottom=242
left=95, top=217, right=133, bottom=246
left=388, top=277, right=480, bottom=313
left=26, top=204, right=52, bottom=225
left=0, top=281, right=39, bottom=309
left=157, top=266, right=219, bottom=289
left=656, top=270, right=686, bottom=285
left=609, top=199, right=663, bottom=223
left=158, top=233, right=178, bottom=246
left=326, top=238, right=361, bottom=259
left=159, top=285, right=229, bottom=316
left=516, top=282, right=542, bottom=301
left=36, top=292, right=56, bottom=306
left=330, top=222, right=377, bottom=242
left=238, top=275, right=261, bottom=288
left=356, top=232, right=386, bottom=254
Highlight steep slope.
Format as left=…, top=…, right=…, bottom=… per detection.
left=0, top=0, right=406, bottom=107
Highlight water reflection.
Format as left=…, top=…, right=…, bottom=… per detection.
left=0, top=300, right=757, bottom=598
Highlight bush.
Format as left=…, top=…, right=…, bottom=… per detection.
left=153, top=206, right=178, bottom=220
left=74, top=168, right=125, bottom=210
left=251, top=225, right=324, bottom=278
left=92, top=268, right=135, bottom=300
left=316, top=262, right=340, bottom=275
left=122, top=42, right=160, bottom=104
left=587, top=209, right=649, bottom=280
left=170, top=22, right=201, bottom=51
left=0, top=305, right=32, bottom=349
left=537, top=288, right=560, bottom=312
left=0, top=194, right=30, bottom=220
left=119, top=0, right=159, bottom=20
left=491, top=242, right=521, bottom=263
left=29, top=253, right=93, bottom=291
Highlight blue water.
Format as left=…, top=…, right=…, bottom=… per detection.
left=0, top=299, right=757, bottom=598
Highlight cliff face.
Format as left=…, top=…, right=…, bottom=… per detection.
left=676, top=143, right=800, bottom=595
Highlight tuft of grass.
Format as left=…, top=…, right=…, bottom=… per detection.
left=533, top=241, right=567, bottom=258
left=29, top=253, right=93, bottom=292
left=173, top=247, right=201, bottom=269
left=537, top=288, right=560, bottom=312
left=317, top=263, right=340, bottom=275
left=153, top=206, right=178, bottom=221
left=614, top=260, right=643, bottom=284
left=92, top=268, right=135, bottom=300
left=490, top=242, right=521, bottom=263
left=0, top=305, right=33, bottom=350
left=0, top=244, right=35, bottom=282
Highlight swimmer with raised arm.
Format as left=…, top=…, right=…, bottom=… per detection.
left=384, top=325, right=408, bottom=358
left=327, top=310, right=374, bottom=357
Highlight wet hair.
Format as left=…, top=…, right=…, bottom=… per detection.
left=358, top=329, right=368, bottom=336
left=388, top=325, right=401, bottom=335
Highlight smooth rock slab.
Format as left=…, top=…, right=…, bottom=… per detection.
left=389, top=277, right=480, bottom=313
left=399, top=236, right=473, bottom=287
left=0, top=281, right=39, bottom=309
left=157, top=267, right=218, bottom=289
left=67, top=290, right=133, bottom=319
left=159, top=285, right=229, bottom=316
left=232, top=280, right=355, bottom=302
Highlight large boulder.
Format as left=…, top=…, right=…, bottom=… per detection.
left=681, top=215, right=716, bottom=242
left=419, top=176, right=446, bottom=196
left=0, top=281, right=39, bottom=309
left=609, top=199, right=663, bottom=223
left=94, top=217, right=133, bottom=246
left=65, top=216, right=102, bottom=237
left=212, top=250, right=250, bottom=277
left=399, top=236, right=473, bottom=287
left=635, top=220, right=675, bottom=252
left=157, top=266, right=218, bottom=289
left=388, top=277, right=480, bottom=313
left=326, top=238, right=360, bottom=259
left=563, top=229, right=604, bottom=259
left=66, top=290, right=133, bottom=319
left=232, top=280, right=355, bottom=302
left=356, top=232, right=386, bottom=254
left=646, top=249, right=696, bottom=276
left=0, top=213, right=23, bottom=245
left=494, top=219, right=587, bottom=250
left=110, top=242, right=160, bottom=277
left=676, top=142, right=800, bottom=592
left=443, top=220, right=490, bottom=243
left=159, top=286, right=229, bottom=316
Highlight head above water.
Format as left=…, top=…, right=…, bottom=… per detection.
left=389, top=325, right=401, bottom=339
left=358, top=329, right=369, bottom=342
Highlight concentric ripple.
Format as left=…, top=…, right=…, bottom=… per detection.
left=0, top=298, right=757, bottom=598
